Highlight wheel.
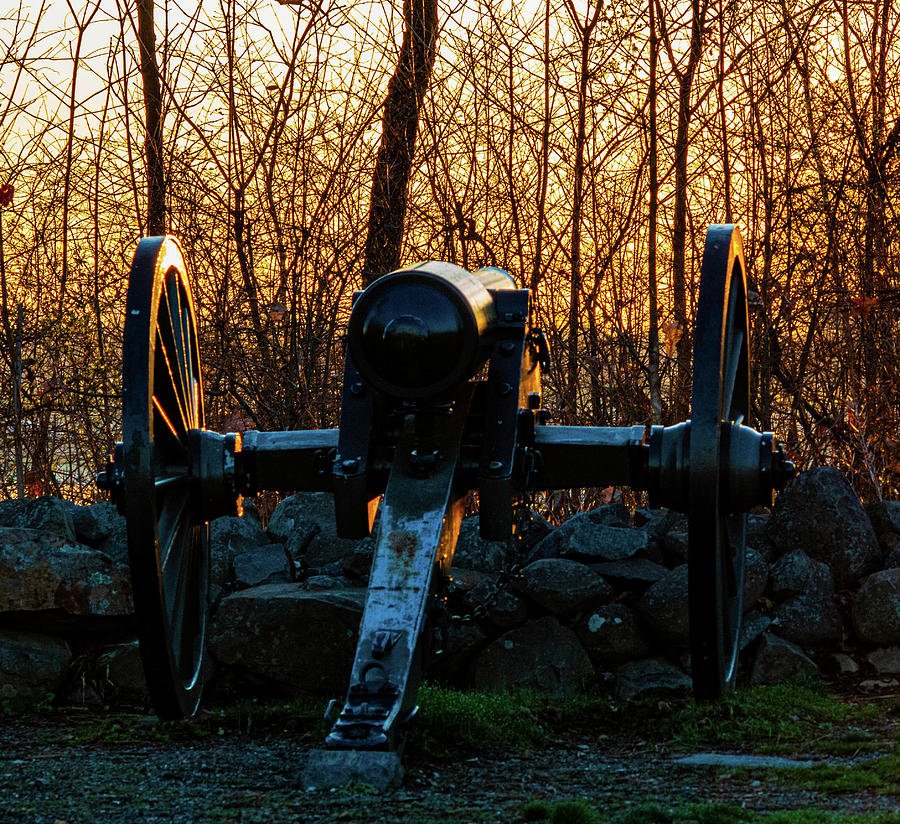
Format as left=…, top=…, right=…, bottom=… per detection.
left=688, top=225, right=750, bottom=700
left=122, top=236, right=208, bottom=718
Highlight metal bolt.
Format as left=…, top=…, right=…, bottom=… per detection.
left=500, top=342, right=516, bottom=355
left=498, top=382, right=512, bottom=396
left=350, top=381, right=365, bottom=396
left=341, top=458, right=360, bottom=473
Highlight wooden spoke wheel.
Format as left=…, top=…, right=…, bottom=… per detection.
left=688, top=225, right=751, bottom=700
left=122, top=236, right=208, bottom=719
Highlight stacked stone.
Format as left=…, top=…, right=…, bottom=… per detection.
left=4, top=464, right=900, bottom=708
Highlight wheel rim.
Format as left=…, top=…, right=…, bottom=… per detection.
left=688, top=225, right=750, bottom=700
left=122, top=236, right=208, bottom=718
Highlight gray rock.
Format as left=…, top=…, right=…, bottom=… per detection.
left=587, top=503, right=633, bottom=528
left=746, top=514, right=774, bottom=558
left=71, top=502, right=128, bottom=565
left=632, top=508, right=675, bottom=564
left=471, top=616, right=594, bottom=697
left=463, top=579, right=528, bottom=629
left=588, top=558, right=668, bottom=589
left=452, top=516, right=506, bottom=573
left=866, top=500, right=900, bottom=538
left=0, top=528, right=132, bottom=616
left=769, top=550, right=832, bottom=601
left=766, top=467, right=880, bottom=588
left=738, top=611, right=771, bottom=650
left=430, top=621, right=488, bottom=683
left=614, top=658, right=691, bottom=701
left=305, top=574, right=351, bottom=590
left=885, top=543, right=900, bottom=570
left=663, top=529, right=689, bottom=564
left=267, top=492, right=359, bottom=567
left=743, top=547, right=769, bottom=609
left=209, top=584, right=364, bottom=693
left=749, top=633, right=818, bottom=685
left=233, top=544, right=293, bottom=588
left=301, top=748, right=403, bottom=792
left=675, top=753, right=821, bottom=769
left=867, top=647, right=900, bottom=674
left=527, top=510, right=647, bottom=564
left=99, top=641, right=148, bottom=700
left=637, top=564, right=690, bottom=647
left=515, top=510, right=555, bottom=553
left=514, top=558, right=614, bottom=615
left=852, top=569, right=900, bottom=645
left=828, top=652, right=859, bottom=674
left=210, top=515, right=271, bottom=589
left=574, top=604, right=653, bottom=666
left=767, top=551, right=841, bottom=647
left=342, top=541, right=375, bottom=582
left=0, top=496, right=76, bottom=542
left=770, top=595, right=842, bottom=647
left=0, top=630, right=72, bottom=707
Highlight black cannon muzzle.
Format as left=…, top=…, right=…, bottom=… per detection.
left=347, top=261, right=516, bottom=399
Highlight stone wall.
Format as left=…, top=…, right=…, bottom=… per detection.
left=3, top=465, right=900, bottom=709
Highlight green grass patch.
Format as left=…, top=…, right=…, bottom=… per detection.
left=412, top=684, right=550, bottom=756
left=771, top=754, right=900, bottom=795
left=528, top=802, right=900, bottom=824
left=661, top=680, right=884, bottom=753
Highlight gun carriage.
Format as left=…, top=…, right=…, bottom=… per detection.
left=98, top=225, right=793, bottom=755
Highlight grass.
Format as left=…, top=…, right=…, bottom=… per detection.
left=769, top=753, right=900, bottom=795
left=412, top=684, right=551, bottom=756
left=523, top=802, right=900, bottom=824
left=658, top=679, right=886, bottom=754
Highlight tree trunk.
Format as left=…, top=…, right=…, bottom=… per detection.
left=361, top=0, right=439, bottom=286
left=137, top=0, right=165, bottom=235
left=670, top=0, right=707, bottom=420
left=648, top=0, right=661, bottom=424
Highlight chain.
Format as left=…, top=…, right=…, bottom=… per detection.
left=444, top=445, right=537, bottom=625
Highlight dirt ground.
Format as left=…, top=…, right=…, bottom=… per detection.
left=1, top=686, right=899, bottom=824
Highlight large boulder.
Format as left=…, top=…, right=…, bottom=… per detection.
left=210, top=515, right=271, bottom=590
left=0, top=630, right=72, bottom=707
left=743, top=547, right=769, bottom=609
left=267, top=493, right=359, bottom=567
left=514, top=558, right=614, bottom=615
left=614, top=658, right=691, bottom=702
left=767, top=550, right=841, bottom=647
left=749, top=633, right=818, bottom=685
left=70, top=501, right=128, bottom=564
left=0, top=528, right=132, bottom=616
left=452, top=516, right=506, bottom=573
left=574, top=604, right=654, bottom=667
left=852, top=569, right=900, bottom=645
left=233, top=544, right=294, bottom=589
left=765, top=467, right=880, bottom=588
left=637, top=564, right=690, bottom=647
left=0, top=497, right=76, bottom=542
left=209, top=584, right=364, bottom=692
left=461, top=578, right=528, bottom=629
left=527, top=508, right=647, bottom=563
left=471, top=616, right=594, bottom=697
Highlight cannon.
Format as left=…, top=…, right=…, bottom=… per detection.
left=98, top=225, right=793, bottom=752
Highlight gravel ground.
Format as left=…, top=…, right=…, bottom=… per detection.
left=1, top=707, right=899, bottom=823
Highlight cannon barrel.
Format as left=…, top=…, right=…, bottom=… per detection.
left=347, top=261, right=517, bottom=399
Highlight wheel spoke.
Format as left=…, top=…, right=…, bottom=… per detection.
left=164, top=274, right=193, bottom=417
left=155, top=328, right=192, bottom=435
left=181, top=305, right=198, bottom=428
left=155, top=472, right=188, bottom=492
left=158, top=492, right=189, bottom=573
left=721, top=329, right=744, bottom=420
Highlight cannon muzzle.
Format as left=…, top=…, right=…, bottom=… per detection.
left=347, top=261, right=516, bottom=399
